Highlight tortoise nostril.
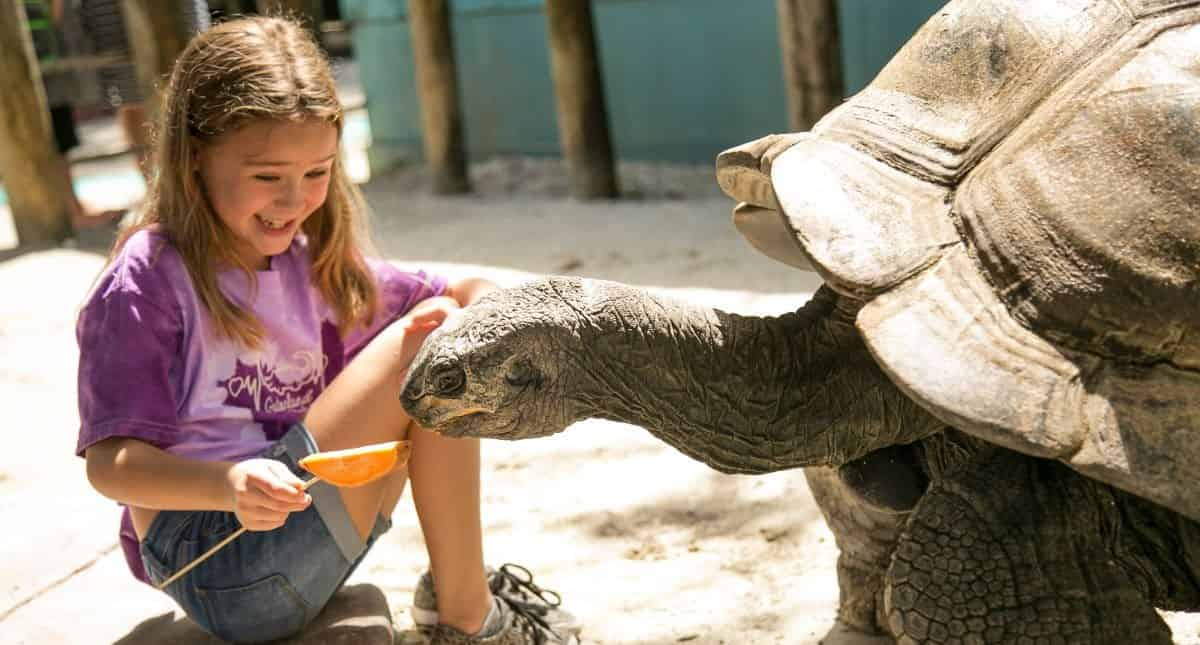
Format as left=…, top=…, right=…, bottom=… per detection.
left=431, top=365, right=466, bottom=398
left=401, top=379, right=424, bottom=403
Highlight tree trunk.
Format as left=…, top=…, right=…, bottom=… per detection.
left=120, top=0, right=194, bottom=122
left=408, top=0, right=470, bottom=194
left=776, top=0, right=843, bottom=131
left=544, top=0, right=617, bottom=199
left=0, top=0, right=71, bottom=246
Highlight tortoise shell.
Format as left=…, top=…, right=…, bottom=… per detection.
left=718, top=0, right=1200, bottom=519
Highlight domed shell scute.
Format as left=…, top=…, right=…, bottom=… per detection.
left=770, top=138, right=958, bottom=297
left=957, top=15, right=1200, bottom=369
left=814, top=0, right=1129, bottom=184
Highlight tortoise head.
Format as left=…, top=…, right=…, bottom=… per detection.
left=401, top=280, right=594, bottom=441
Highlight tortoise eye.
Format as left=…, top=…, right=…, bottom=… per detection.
left=430, top=364, right=466, bottom=397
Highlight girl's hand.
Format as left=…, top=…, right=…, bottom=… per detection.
left=225, top=459, right=311, bottom=531
left=403, top=295, right=462, bottom=332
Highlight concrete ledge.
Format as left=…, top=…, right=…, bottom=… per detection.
left=112, top=584, right=393, bottom=645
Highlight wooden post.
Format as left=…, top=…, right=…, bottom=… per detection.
left=776, top=0, right=844, bottom=131
left=544, top=0, right=617, bottom=199
left=120, top=0, right=194, bottom=122
left=0, top=0, right=71, bottom=245
left=407, top=0, right=469, bottom=194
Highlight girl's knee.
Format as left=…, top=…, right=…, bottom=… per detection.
left=388, top=295, right=463, bottom=361
left=407, top=295, right=462, bottom=322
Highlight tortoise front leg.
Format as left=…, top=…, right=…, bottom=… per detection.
left=884, top=449, right=1173, bottom=645
left=805, top=462, right=908, bottom=644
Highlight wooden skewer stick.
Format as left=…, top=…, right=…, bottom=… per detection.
left=155, top=476, right=321, bottom=590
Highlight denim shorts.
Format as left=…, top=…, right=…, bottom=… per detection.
left=138, top=424, right=391, bottom=643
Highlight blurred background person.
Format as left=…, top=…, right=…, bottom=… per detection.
left=26, top=0, right=120, bottom=231
left=78, top=0, right=211, bottom=181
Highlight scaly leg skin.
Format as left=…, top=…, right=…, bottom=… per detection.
left=884, top=449, right=1173, bottom=645
left=805, top=465, right=906, bottom=644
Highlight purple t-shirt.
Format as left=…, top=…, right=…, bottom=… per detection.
left=75, top=229, right=446, bottom=583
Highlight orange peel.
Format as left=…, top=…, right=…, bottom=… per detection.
left=298, top=440, right=412, bottom=487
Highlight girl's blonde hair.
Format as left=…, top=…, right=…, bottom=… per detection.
left=112, top=15, right=377, bottom=347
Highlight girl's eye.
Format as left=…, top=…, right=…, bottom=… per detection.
left=253, top=175, right=280, bottom=182
left=305, top=169, right=329, bottom=179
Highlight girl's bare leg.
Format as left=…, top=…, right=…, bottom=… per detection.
left=304, top=321, right=418, bottom=536
left=379, top=468, right=410, bottom=519
left=303, top=319, right=492, bottom=633
left=409, top=425, right=490, bottom=630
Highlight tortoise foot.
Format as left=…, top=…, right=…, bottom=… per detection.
left=818, top=620, right=894, bottom=645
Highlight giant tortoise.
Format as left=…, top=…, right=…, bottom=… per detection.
left=400, top=0, right=1200, bottom=642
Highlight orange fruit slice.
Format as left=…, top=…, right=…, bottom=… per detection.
left=298, top=440, right=412, bottom=488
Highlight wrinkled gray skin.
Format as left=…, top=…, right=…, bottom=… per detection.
left=402, top=278, right=1200, bottom=644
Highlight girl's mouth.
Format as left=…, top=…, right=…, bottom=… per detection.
left=255, top=214, right=291, bottom=231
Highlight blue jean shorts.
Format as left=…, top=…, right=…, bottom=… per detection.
left=138, top=424, right=391, bottom=643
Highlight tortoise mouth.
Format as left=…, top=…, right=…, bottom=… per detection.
left=422, top=405, right=489, bottom=434
left=427, top=407, right=526, bottom=440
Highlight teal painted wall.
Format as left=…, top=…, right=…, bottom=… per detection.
left=341, top=0, right=945, bottom=169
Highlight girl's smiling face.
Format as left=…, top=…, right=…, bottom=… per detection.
left=196, top=119, right=339, bottom=270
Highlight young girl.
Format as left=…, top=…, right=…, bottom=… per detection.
left=76, top=16, right=579, bottom=645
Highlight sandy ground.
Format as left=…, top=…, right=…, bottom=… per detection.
left=2, top=152, right=1198, bottom=644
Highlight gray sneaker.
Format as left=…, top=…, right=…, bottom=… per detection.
left=426, top=594, right=580, bottom=644
left=413, top=563, right=582, bottom=641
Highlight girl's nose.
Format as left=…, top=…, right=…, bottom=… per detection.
left=274, top=180, right=304, bottom=210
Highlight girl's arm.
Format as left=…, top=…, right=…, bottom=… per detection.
left=86, top=437, right=310, bottom=531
